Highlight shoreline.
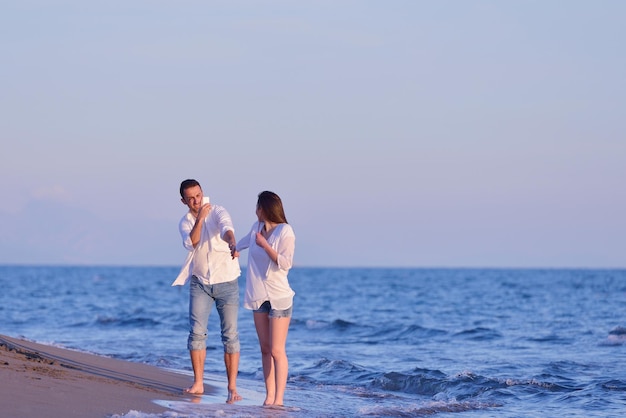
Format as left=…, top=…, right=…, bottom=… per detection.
left=0, top=334, right=212, bottom=417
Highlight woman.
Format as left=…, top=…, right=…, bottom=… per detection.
left=236, top=191, right=295, bottom=407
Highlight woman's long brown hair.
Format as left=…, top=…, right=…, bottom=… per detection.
left=257, top=191, right=288, bottom=224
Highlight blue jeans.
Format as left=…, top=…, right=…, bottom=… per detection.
left=188, top=276, right=240, bottom=354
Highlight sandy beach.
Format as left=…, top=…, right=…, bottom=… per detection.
left=0, top=334, right=209, bottom=417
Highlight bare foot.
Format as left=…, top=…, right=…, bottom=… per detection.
left=184, top=383, right=204, bottom=395
left=226, top=389, right=242, bottom=404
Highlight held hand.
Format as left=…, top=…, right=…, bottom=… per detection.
left=229, top=244, right=239, bottom=260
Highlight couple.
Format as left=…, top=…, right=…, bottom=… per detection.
left=172, top=179, right=296, bottom=407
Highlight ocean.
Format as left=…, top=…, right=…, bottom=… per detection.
left=1, top=265, right=625, bottom=417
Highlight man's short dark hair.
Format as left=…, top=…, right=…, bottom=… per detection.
left=180, top=179, right=201, bottom=198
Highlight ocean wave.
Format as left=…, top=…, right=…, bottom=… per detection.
left=362, top=324, right=448, bottom=343
left=299, top=358, right=378, bottom=383
left=296, top=319, right=447, bottom=348
left=526, top=333, right=574, bottom=344
left=501, top=377, right=562, bottom=390
left=295, top=359, right=594, bottom=408
left=299, top=318, right=363, bottom=332
left=603, top=326, right=626, bottom=345
left=95, top=315, right=162, bottom=327
left=601, top=379, right=626, bottom=391
left=297, top=360, right=506, bottom=401
left=369, top=368, right=516, bottom=402
left=452, top=327, right=502, bottom=341
left=369, top=369, right=449, bottom=396
left=358, top=399, right=501, bottom=417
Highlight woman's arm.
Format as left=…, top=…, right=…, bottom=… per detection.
left=256, top=232, right=279, bottom=264
left=256, top=225, right=295, bottom=269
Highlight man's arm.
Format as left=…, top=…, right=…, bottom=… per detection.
left=223, top=229, right=239, bottom=259
left=222, top=230, right=237, bottom=248
left=213, top=205, right=239, bottom=258
left=189, top=203, right=212, bottom=248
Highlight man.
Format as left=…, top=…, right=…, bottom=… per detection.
left=172, top=179, right=242, bottom=403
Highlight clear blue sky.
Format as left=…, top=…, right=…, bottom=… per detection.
left=1, top=1, right=625, bottom=268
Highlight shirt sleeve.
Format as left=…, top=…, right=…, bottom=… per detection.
left=179, top=215, right=194, bottom=251
left=275, top=225, right=295, bottom=271
left=236, top=222, right=257, bottom=251
left=211, top=205, right=235, bottom=239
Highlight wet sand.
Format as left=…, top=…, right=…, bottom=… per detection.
left=0, top=334, right=211, bottom=417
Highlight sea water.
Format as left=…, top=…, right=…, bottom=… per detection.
left=1, top=265, right=625, bottom=417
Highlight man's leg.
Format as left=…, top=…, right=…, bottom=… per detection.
left=215, top=279, right=242, bottom=403
left=186, top=277, right=213, bottom=394
left=187, top=349, right=206, bottom=394
left=224, top=352, right=241, bottom=403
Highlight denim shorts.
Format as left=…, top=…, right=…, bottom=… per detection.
left=253, top=300, right=293, bottom=318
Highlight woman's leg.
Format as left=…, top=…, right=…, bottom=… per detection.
left=270, top=316, right=291, bottom=406
left=254, top=311, right=275, bottom=405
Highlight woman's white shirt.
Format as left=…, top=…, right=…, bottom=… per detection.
left=237, top=221, right=295, bottom=310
